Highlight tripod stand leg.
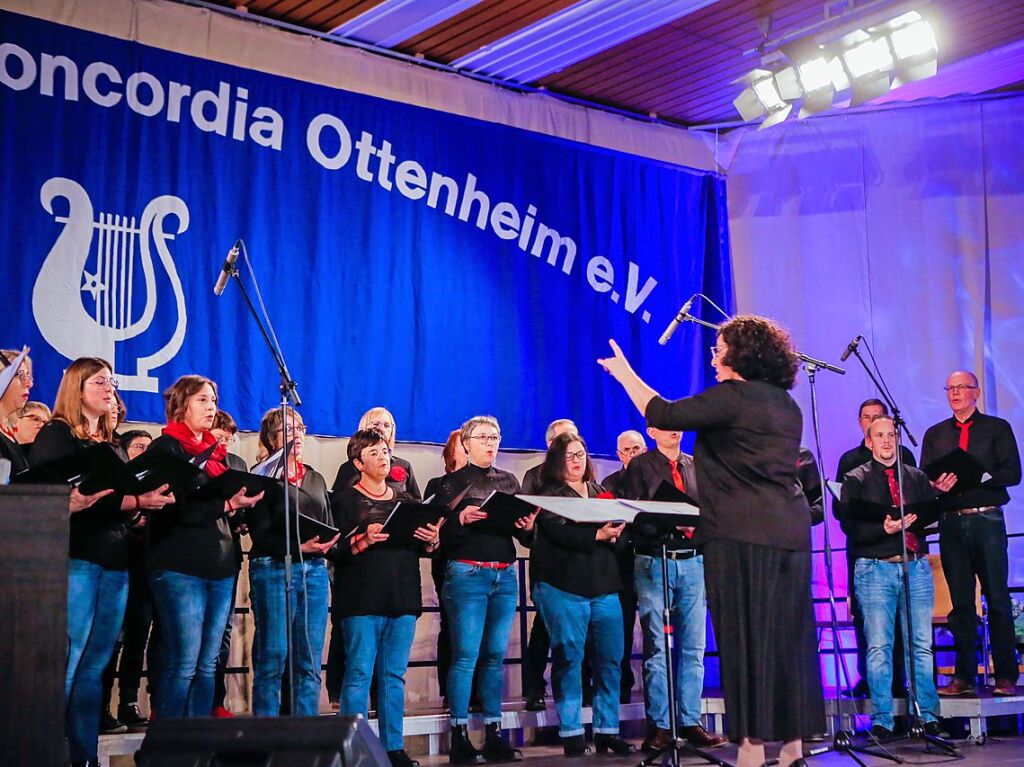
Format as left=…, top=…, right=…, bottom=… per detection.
left=921, top=733, right=963, bottom=758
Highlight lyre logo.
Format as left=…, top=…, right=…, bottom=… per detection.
left=32, top=177, right=190, bottom=392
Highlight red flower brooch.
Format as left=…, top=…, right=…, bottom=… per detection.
left=389, top=465, right=408, bottom=483
left=597, top=491, right=616, bottom=499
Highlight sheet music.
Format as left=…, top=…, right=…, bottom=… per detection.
left=518, top=495, right=699, bottom=524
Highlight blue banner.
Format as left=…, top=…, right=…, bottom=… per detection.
left=1, top=10, right=732, bottom=451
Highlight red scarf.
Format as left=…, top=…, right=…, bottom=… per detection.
left=162, top=421, right=228, bottom=477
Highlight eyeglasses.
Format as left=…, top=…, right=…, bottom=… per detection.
left=367, top=420, right=394, bottom=431
left=362, top=447, right=391, bottom=459
left=471, top=434, right=501, bottom=445
left=617, top=446, right=643, bottom=457
left=86, top=377, right=119, bottom=390
left=282, top=424, right=308, bottom=435
left=18, top=413, right=46, bottom=425
left=709, top=346, right=722, bottom=359
left=944, top=385, right=978, bottom=393
left=564, top=449, right=587, bottom=461
left=14, top=369, right=32, bottom=384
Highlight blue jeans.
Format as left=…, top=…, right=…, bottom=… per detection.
left=249, top=557, right=331, bottom=717
left=149, top=569, right=236, bottom=718
left=855, top=557, right=939, bottom=729
left=442, top=561, right=519, bottom=724
left=66, top=559, right=129, bottom=761
left=534, top=583, right=623, bottom=737
left=340, top=614, right=417, bottom=750
left=634, top=554, right=706, bottom=729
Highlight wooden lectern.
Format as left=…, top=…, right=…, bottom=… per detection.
left=0, top=484, right=70, bottom=767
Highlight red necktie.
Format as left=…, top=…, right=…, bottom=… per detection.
left=669, top=460, right=693, bottom=538
left=885, top=467, right=919, bottom=554
left=955, top=420, right=974, bottom=451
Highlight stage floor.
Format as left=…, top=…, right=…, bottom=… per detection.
left=415, top=738, right=1024, bottom=766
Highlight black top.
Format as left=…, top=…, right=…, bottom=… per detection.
left=145, top=435, right=240, bottom=580
left=521, top=463, right=546, bottom=495
left=531, top=481, right=627, bottom=598
left=247, top=466, right=332, bottom=560
left=436, top=463, right=528, bottom=563
left=834, top=441, right=916, bottom=526
left=797, top=447, right=824, bottom=526
left=645, top=380, right=812, bottom=551
left=600, top=467, right=627, bottom=498
left=921, top=410, right=1021, bottom=511
left=332, top=454, right=421, bottom=499
left=621, top=448, right=699, bottom=555
left=31, top=420, right=132, bottom=570
left=840, top=460, right=936, bottom=559
left=330, top=487, right=423, bottom=618
left=1, top=431, right=29, bottom=475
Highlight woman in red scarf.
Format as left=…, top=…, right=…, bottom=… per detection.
left=145, top=375, right=263, bottom=718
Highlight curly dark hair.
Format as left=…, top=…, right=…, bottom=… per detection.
left=718, top=315, right=799, bottom=390
left=540, top=431, right=595, bottom=487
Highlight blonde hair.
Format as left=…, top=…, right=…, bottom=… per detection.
left=358, top=406, right=396, bottom=448
left=51, top=357, right=114, bottom=442
left=460, top=415, right=500, bottom=448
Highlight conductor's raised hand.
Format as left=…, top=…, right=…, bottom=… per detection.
left=597, top=340, right=636, bottom=383
left=70, top=487, right=114, bottom=514
left=596, top=521, right=626, bottom=543
left=459, top=505, right=488, bottom=525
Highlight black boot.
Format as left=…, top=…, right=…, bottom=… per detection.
left=388, top=749, right=420, bottom=767
left=483, top=722, right=522, bottom=762
left=562, top=734, right=592, bottom=757
left=593, top=734, right=635, bottom=756
left=449, top=724, right=486, bottom=765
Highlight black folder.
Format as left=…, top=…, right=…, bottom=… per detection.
left=14, top=443, right=128, bottom=494
left=476, top=491, right=538, bottom=535
left=923, top=449, right=987, bottom=491
left=123, top=448, right=204, bottom=494
left=381, top=501, right=447, bottom=547
left=193, top=469, right=279, bottom=501
left=297, top=512, right=340, bottom=543
left=845, top=497, right=941, bottom=529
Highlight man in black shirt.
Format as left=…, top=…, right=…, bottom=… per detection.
left=601, top=430, right=646, bottom=497
left=521, top=418, right=576, bottom=710
left=841, top=416, right=948, bottom=738
left=835, top=398, right=915, bottom=698
left=922, top=371, right=1022, bottom=697
left=623, top=426, right=725, bottom=750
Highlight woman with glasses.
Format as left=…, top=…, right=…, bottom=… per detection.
left=332, top=406, right=421, bottom=499
left=145, top=375, right=264, bottom=719
left=331, top=428, right=441, bottom=767
left=531, top=432, right=634, bottom=757
left=247, top=406, right=337, bottom=717
left=30, top=358, right=176, bottom=767
left=13, top=401, right=51, bottom=459
left=0, top=349, right=35, bottom=474
left=436, top=416, right=535, bottom=765
left=599, top=317, right=824, bottom=767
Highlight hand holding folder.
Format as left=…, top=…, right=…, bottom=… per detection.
left=381, top=500, right=446, bottom=548
left=923, top=449, right=989, bottom=493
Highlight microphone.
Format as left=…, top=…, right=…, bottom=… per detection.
left=658, top=294, right=697, bottom=346
left=213, top=241, right=240, bottom=297
left=839, top=334, right=863, bottom=362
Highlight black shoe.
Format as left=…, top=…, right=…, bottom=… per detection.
left=389, top=749, right=420, bottom=767
left=593, top=734, right=635, bottom=756
left=924, top=721, right=951, bottom=739
left=869, top=724, right=894, bottom=741
left=524, top=694, right=546, bottom=712
left=563, top=735, right=592, bottom=757
left=842, top=679, right=869, bottom=698
left=450, top=724, right=486, bottom=765
left=100, top=710, right=126, bottom=734
left=483, top=722, right=522, bottom=762
left=118, top=702, right=149, bottom=730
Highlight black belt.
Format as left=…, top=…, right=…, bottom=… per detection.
left=952, top=505, right=999, bottom=516
left=636, top=549, right=698, bottom=560
left=874, top=553, right=925, bottom=563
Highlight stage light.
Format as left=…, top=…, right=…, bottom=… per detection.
left=797, top=57, right=833, bottom=92
left=733, top=69, right=792, bottom=126
left=890, top=20, right=936, bottom=60
left=843, top=37, right=894, bottom=78
left=753, top=76, right=785, bottom=110
left=827, top=56, right=850, bottom=91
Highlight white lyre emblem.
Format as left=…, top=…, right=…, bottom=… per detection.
left=32, top=177, right=190, bottom=392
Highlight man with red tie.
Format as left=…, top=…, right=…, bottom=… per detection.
left=922, top=370, right=1022, bottom=697
left=622, top=426, right=725, bottom=750
left=841, top=416, right=951, bottom=739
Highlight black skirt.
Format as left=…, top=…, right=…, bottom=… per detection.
left=704, top=538, right=825, bottom=743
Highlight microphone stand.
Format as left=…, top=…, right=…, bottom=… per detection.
left=222, top=241, right=302, bottom=715
left=845, top=342, right=961, bottom=760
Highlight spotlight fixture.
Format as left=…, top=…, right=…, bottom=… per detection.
left=733, top=4, right=939, bottom=127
